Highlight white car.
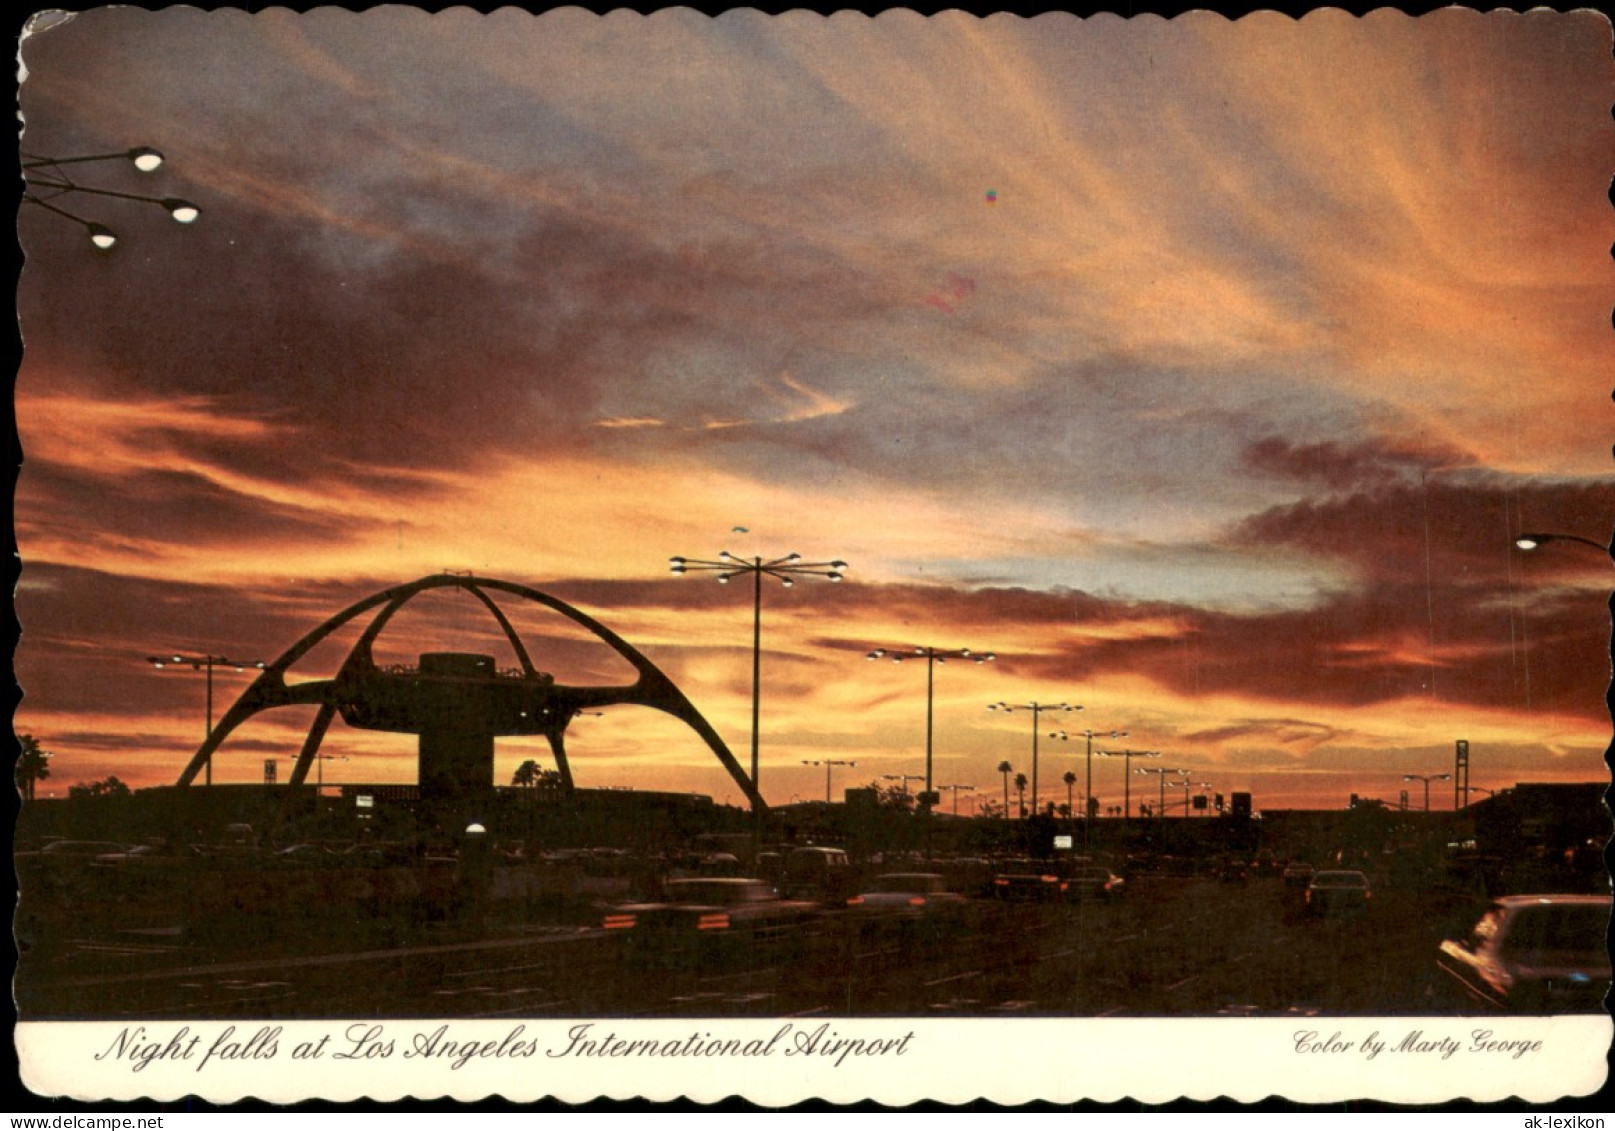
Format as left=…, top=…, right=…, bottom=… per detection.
left=1437, top=893, right=1611, bottom=1013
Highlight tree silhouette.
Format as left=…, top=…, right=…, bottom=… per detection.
left=512, top=759, right=562, bottom=801
left=1062, top=770, right=1077, bottom=818
left=16, top=734, right=52, bottom=801
left=871, top=781, right=916, bottom=813
left=68, top=775, right=130, bottom=799
left=1014, top=772, right=1028, bottom=818
left=997, top=760, right=1013, bottom=818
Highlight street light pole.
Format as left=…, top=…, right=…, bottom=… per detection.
left=881, top=772, right=924, bottom=798
left=1403, top=772, right=1451, bottom=812
left=1097, top=749, right=1160, bottom=826
left=148, top=653, right=267, bottom=786
left=670, top=549, right=847, bottom=850
left=1048, top=728, right=1126, bottom=848
left=866, top=645, right=994, bottom=804
left=1139, top=767, right=1189, bottom=829
left=1514, top=532, right=1611, bottom=554
left=1182, top=781, right=1213, bottom=817
left=315, top=753, right=348, bottom=790
left=988, top=700, right=1080, bottom=822
left=802, top=759, right=855, bottom=803
left=23, top=148, right=200, bottom=251
left=937, top=783, right=976, bottom=816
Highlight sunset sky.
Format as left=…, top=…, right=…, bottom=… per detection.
left=15, top=8, right=1614, bottom=814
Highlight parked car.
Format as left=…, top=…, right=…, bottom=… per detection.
left=33, top=839, right=133, bottom=859
left=1282, top=860, right=1316, bottom=888
left=782, top=846, right=856, bottom=901
left=847, top=873, right=969, bottom=920
left=90, top=842, right=207, bottom=870
left=1065, top=865, right=1127, bottom=900
left=1219, top=857, right=1249, bottom=884
left=271, top=844, right=337, bottom=868
left=991, top=858, right=1067, bottom=902
left=602, top=878, right=820, bottom=965
left=1436, top=894, right=1611, bottom=1013
left=1304, top=870, right=1372, bottom=917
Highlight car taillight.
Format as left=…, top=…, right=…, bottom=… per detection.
left=908, top=896, right=927, bottom=907
left=697, top=912, right=731, bottom=931
left=1040, top=874, right=1059, bottom=884
left=1305, top=891, right=1312, bottom=903
left=847, top=896, right=864, bottom=906
left=994, top=878, right=1009, bottom=886
left=603, top=913, right=636, bottom=930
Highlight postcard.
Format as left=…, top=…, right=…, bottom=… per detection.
left=13, top=5, right=1613, bottom=1107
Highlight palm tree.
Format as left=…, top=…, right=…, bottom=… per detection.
left=997, top=761, right=1013, bottom=817
left=1063, top=771, right=1077, bottom=819
left=16, top=734, right=51, bottom=801
left=1014, top=772, right=1028, bottom=818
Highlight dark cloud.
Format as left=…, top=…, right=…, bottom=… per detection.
left=1234, top=470, right=1615, bottom=582
left=18, top=208, right=600, bottom=472
left=1240, top=435, right=1471, bottom=491
left=1180, top=719, right=1342, bottom=748
left=18, top=462, right=372, bottom=552
left=16, top=166, right=910, bottom=514
left=797, top=574, right=1608, bottom=724
left=11, top=565, right=713, bottom=722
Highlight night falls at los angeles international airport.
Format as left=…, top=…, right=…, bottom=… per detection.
left=12, top=7, right=1613, bottom=1041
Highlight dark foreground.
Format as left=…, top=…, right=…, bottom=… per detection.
left=17, top=871, right=1542, bottom=1020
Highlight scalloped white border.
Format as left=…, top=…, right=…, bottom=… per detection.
left=16, top=1015, right=1612, bottom=1104
left=15, top=2, right=1614, bottom=1111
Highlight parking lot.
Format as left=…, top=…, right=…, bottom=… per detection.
left=17, top=857, right=1519, bottom=1019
